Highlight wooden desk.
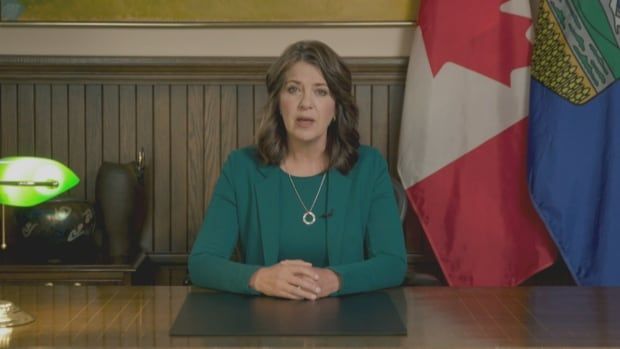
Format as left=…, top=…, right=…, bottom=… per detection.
left=1, top=286, right=619, bottom=348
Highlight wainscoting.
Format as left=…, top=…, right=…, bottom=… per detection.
left=0, top=56, right=438, bottom=284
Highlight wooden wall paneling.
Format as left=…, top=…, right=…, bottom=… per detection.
left=34, top=84, right=52, bottom=157
left=18, top=84, right=35, bottom=156
left=170, top=85, right=188, bottom=253
left=119, top=85, right=136, bottom=164
left=169, top=267, right=188, bottom=286
left=51, top=84, right=69, bottom=165
left=153, top=266, right=188, bottom=286
left=136, top=85, right=154, bottom=252
left=102, top=85, right=120, bottom=163
left=220, top=85, right=237, bottom=162
left=187, top=85, right=204, bottom=247
left=237, top=85, right=254, bottom=148
left=253, top=84, right=268, bottom=140
left=404, top=204, right=430, bottom=257
left=355, top=85, right=371, bottom=145
left=154, top=267, right=171, bottom=285
left=0, top=57, right=423, bottom=283
left=1, top=84, right=18, bottom=156
left=85, top=85, right=103, bottom=203
left=203, top=85, right=221, bottom=218
left=371, top=85, right=389, bottom=159
left=68, top=84, right=86, bottom=200
left=153, top=85, right=171, bottom=253
left=388, top=84, right=404, bottom=177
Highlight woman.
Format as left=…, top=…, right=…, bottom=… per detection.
left=189, top=40, right=406, bottom=300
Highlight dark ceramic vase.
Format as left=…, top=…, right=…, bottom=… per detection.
left=14, top=199, right=99, bottom=263
left=95, top=161, right=145, bottom=261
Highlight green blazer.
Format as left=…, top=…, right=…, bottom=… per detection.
left=188, top=145, right=407, bottom=295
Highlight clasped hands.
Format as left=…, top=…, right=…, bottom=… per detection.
left=249, top=260, right=340, bottom=300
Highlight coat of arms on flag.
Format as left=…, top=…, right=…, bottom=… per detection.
left=529, top=0, right=620, bottom=285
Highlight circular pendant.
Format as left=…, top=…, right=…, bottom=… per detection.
left=302, top=211, right=316, bottom=225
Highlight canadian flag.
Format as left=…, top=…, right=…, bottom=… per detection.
left=397, top=0, right=557, bottom=286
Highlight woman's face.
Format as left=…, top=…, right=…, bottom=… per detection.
left=279, top=61, right=336, bottom=149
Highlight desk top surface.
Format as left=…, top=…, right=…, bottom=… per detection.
left=1, top=285, right=619, bottom=348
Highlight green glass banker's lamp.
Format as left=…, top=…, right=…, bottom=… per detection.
left=0, top=156, right=79, bottom=328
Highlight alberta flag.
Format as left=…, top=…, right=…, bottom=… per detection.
left=398, top=0, right=557, bottom=286
left=529, top=0, right=620, bottom=285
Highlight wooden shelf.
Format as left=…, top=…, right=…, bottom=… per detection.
left=0, top=252, right=147, bottom=286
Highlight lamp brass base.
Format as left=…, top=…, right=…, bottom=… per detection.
left=0, top=300, right=34, bottom=327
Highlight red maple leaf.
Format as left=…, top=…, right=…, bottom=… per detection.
left=419, top=0, right=531, bottom=86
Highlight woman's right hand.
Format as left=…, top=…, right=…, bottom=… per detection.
left=249, top=260, right=321, bottom=300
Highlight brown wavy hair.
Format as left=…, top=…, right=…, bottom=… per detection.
left=256, top=40, right=360, bottom=174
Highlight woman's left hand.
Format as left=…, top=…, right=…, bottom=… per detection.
left=306, top=268, right=341, bottom=298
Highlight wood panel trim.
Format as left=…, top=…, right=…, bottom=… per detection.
left=148, top=253, right=189, bottom=265
left=0, top=56, right=407, bottom=83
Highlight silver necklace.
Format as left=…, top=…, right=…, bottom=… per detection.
left=286, top=171, right=327, bottom=225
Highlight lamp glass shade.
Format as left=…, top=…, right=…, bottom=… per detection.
left=0, top=157, right=79, bottom=207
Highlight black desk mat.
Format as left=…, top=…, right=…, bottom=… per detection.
left=170, top=291, right=406, bottom=336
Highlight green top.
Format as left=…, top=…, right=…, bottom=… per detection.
left=278, top=170, right=328, bottom=267
left=188, top=145, right=407, bottom=296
